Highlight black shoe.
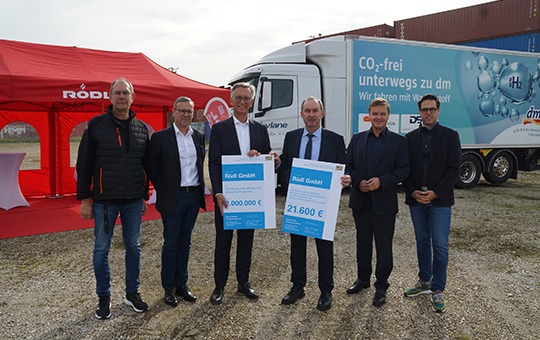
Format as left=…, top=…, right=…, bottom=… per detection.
left=95, top=296, right=111, bottom=319
left=210, top=287, right=224, bottom=305
left=176, top=285, right=197, bottom=303
left=238, top=282, right=259, bottom=300
left=346, top=279, right=370, bottom=294
left=281, top=287, right=305, bottom=305
left=317, top=292, right=332, bottom=311
left=124, top=292, right=148, bottom=313
left=164, top=288, right=178, bottom=307
left=372, top=289, right=387, bottom=307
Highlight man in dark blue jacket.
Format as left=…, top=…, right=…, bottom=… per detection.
left=76, top=77, right=149, bottom=319
left=346, top=97, right=409, bottom=308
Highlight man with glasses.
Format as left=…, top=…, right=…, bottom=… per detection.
left=148, top=97, right=206, bottom=307
left=77, top=77, right=149, bottom=319
left=403, top=94, right=461, bottom=313
left=208, top=82, right=278, bottom=305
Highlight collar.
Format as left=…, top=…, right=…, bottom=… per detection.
left=173, top=123, right=193, bottom=137
left=369, top=127, right=388, bottom=137
left=421, top=121, right=440, bottom=131
left=233, top=115, right=249, bottom=126
left=303, top=126, right=322, bottom=138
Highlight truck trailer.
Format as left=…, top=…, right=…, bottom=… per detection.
left=229, top=35, right=540, bottom=188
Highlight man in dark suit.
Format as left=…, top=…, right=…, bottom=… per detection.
left=148, top=96, right=206, bottom=307
left=403, top=94, right=461, bottom=314
left=208, top=82, right=278, bottom=305
left=346, top=97, right=410, bottom=307
left=279, top=96, right=351, bottom=311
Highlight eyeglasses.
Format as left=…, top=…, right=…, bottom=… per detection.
left=175, top=109, right=194, bottom=115
left=234, top=96, right=253, bottom=102
left=420, top=107, right=439, bottom=114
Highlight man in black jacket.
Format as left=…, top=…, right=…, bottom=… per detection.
left=148, top=96, right=206, bottom=307
left=208, top=82, right=278, bottom=305
left=76, top=77, right=149, bottom=320
left=403, top=94, right=461, bottom=313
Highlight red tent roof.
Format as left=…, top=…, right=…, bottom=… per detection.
left=0, top=39, right=229, bottom=111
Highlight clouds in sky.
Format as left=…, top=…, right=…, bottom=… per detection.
left=1, top=0, right=487, bottom=86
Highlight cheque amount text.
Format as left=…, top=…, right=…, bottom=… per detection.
left=226, top=199, right=262, bottom=206
left=286, top=204, right=324, bottom=218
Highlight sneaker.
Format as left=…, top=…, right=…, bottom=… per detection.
left=124, top=292, right=148, bottom=313
left=432, top=290, right=446, bottom=313
left=404, top=280, right=432, bottom=297
left=95, top=296, right=111, bottom=319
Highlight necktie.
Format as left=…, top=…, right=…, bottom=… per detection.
left=304, top=133, right=314, bottom=160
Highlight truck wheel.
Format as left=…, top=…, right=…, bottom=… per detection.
left=483, top=151, right=513, bottom=184
left=457, top=154, right=481, bottom=188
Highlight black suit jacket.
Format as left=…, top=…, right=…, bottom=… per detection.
left=404, top=124, right=461, bottom=207
left=148, top=125, right=206, bottom=215
left=347, top=128, right=410, bottom=215
left=279, top=128, right=346, bottom=185
left=209, top=117, right=271, bottom=197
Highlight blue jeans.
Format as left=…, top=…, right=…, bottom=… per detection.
left=409, top=204, right=451, bottom=292
left=161, top=190, right=200, bottom=289
left=93, top=199, right=143, bottom=297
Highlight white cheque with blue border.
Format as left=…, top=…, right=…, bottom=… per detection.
left=222, top=155, right=276, bottom=230
left=282, top=158, right=345, bottom=241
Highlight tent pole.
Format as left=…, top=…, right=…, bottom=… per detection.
left=47, top=106, right=57, bottom=197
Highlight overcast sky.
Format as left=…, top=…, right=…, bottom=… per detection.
left=1, top=0, right=488, bottom=87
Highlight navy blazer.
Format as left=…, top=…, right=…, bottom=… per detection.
left=404, top=124, right=461, bottom=207
left=279, top=128, right=347, bottom=184
left=347, top=128, right=410, bottom=215
left=208, top=117, right=271, bottom=196
left=148, top=125, right=206, bottom=215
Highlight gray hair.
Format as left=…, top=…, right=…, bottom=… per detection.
left=231, top=82, right=256, bottom=99
left=174, top=96, right=194, bottom=108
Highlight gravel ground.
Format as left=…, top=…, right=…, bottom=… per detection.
left=0, top=171, right=539, bottom=339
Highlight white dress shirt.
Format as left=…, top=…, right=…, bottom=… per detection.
left=233, top=115, right=251, bottom=156
left=174, top=124, right=199, bottom=187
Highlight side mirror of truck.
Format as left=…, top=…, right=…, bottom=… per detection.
left=256, top=79, right=272, bottom=117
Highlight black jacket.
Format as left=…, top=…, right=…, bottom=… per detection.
left=148, top=125, right=206, bottom=215
left=76, top=105, right=149, bottom=203
left=404, top=123, right=461, bottom=207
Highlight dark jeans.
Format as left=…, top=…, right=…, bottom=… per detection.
left=93, top=199, right=143, bottom=296
left=409, top=204, right=451, bottom=292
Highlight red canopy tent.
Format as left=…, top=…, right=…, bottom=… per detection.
left=0, top=39, right=229, bottom=197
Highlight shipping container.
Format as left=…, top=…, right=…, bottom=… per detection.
left=296, top=24, right=394, bottom=44
left=459, top=32, right=539, bottom=52
left=395, top=0, right=539, bottom=44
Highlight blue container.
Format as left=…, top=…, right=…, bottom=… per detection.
left=459, top=32, right=539, bottom=53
